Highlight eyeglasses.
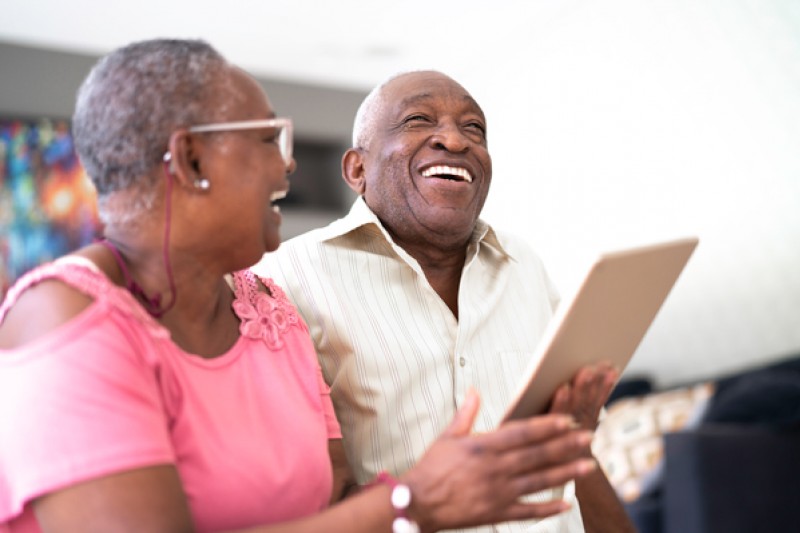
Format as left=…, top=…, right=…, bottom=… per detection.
left=188, top=118, right=294, bottom=167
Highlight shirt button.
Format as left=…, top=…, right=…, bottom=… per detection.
left=459, top=357, right=466, bottom=367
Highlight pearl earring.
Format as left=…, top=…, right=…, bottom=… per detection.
left=193, top=178, right=211, bottom=190
left=163, top=152, right=177, bottom=174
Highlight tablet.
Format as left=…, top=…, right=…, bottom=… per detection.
left=501, top=237, right=699, bottom=422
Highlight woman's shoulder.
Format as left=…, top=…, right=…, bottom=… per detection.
left=232, top=269, right=306, bottom=349
left=0, top=257, right=160, bottom=350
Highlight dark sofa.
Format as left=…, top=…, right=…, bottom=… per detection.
left=614, top=354, right=800, bottom=533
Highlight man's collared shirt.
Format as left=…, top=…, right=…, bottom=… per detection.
left=256, top=197, right=585, bottom=532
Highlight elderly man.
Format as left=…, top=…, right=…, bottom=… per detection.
left=256, top=70, right=635, bottom=532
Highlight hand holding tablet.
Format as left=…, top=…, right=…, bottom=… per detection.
left=502, top=237, right=699, bottom=423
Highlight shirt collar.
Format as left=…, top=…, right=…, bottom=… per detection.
left=321, top=196, right=515, bottom=262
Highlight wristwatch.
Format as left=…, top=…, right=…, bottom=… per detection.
left=375, top=471, right=421, bottom=533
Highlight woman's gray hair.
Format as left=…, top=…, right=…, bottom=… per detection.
left=72, top=39, right=230, bottom=208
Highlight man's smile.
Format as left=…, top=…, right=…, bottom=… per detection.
left=420, top=164, right=474, bottom=183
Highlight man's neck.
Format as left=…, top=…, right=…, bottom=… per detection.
left=390, top=234, right=469, bottom=320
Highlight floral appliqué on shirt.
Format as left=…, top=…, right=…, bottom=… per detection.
left=232, top=278, right=299, bottom=350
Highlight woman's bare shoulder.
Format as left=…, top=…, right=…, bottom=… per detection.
left=0, top=246, right=118, bottom=350
left=0, top=275, right=96, bottom=349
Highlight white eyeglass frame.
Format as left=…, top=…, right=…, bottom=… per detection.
left=188, top=118, right=293, bottom=166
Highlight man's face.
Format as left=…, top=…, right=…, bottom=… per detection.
left=359, top=72, right=492, bottom=247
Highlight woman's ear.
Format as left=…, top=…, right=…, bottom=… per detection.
left=341, top=148, right=367, bottom=195
left=166, top=130, right=205, bottom=190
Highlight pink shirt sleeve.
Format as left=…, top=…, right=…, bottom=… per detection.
left=317, top=360, right=342, bottom=439
left=0, top=303, right=174, bottom=523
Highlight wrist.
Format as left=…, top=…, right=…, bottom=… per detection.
left=373, top=471, right=421, bottom=533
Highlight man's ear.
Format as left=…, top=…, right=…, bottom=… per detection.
left=341, top=148, right=367, bottom=195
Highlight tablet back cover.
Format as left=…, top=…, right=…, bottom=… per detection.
left=502, top=237, right=698, bottom=422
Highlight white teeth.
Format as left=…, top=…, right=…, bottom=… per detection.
left=421, top=165, right=473, bottom=183
left=270, top=190, right=288, bottom=202
left=272, top=205, right=281, bottom=214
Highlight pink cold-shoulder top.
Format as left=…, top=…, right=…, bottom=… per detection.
left=0, top=258, right=341, bottom=533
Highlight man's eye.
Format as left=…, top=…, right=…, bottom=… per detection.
left=464, top=123, right=487, bottom=142
left=403, top=114, right=430, bottom=124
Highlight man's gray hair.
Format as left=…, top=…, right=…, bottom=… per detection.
left=351, top=78, right=387, bottom=149
left=73, top=39, right=229, bottom=202
left=351, top=69, right=476, bottom=150
left=351, top=71, right=432, bottom=150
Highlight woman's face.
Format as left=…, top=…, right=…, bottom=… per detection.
left=192, top=68, right=295, bottom=265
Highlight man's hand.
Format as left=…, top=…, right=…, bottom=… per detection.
left=547, top=363, right=637, bottom=533
left=548, top=363, right=618, bottom=431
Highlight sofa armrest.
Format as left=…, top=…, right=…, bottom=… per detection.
left=662, top=425, right=800, bottom=533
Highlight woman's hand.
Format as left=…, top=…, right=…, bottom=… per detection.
left=400, top=389, right=596, bottom=532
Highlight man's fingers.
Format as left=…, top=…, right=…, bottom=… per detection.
left=549, top=383, right=571, bottom=414
left=598, top=365, right=620, bottom=401
left=575, top=363, right=618, bottom=396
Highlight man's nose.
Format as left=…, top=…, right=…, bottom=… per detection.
left=428, top=121, right=470, bottom=153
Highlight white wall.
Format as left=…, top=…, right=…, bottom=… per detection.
left=456, top=0, right=800, bottom=386
left=2, top=0, right=797, bottom=387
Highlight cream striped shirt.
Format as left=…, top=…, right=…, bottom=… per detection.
left=255, top=197, right=585, bottom=532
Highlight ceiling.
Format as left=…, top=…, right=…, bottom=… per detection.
left=0, top=0, right=574, bottom=91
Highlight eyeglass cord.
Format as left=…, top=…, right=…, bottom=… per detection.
left=98, top=159, right=177, bottom=318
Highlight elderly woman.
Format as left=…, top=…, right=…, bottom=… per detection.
left=0, top=39, right=595, bottom=533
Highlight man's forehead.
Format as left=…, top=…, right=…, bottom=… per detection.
left=382, top=73, right=485, bottom=118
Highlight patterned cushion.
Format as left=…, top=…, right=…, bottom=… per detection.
left=592, top=382, right=715, bottom=502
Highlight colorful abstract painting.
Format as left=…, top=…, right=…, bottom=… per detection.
left=0, top=119, right=101, bottom=298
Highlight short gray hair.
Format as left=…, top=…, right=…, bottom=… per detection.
left=72, top=39, right=229, bottom=202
